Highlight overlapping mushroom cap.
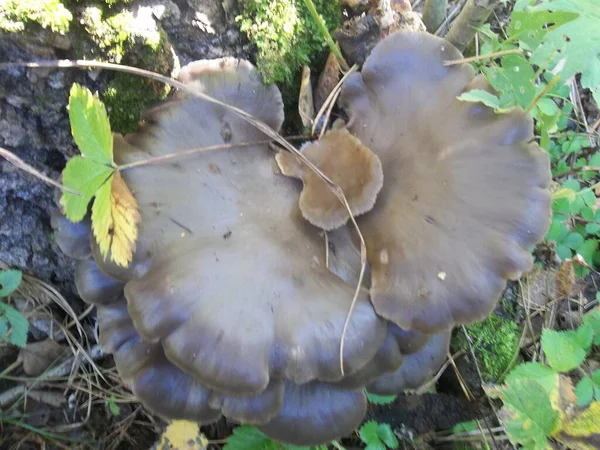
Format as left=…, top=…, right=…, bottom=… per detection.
left=285, top=30, right=551, bottom=333
left=51, top=30, right=553, bottom=445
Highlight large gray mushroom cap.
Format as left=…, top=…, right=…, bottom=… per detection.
left=337, top=31, right=552, bottom=333
left=52, top=57, right=391, bottom=445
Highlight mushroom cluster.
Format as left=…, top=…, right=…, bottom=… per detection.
left=53, top=31, right=551, bottom=445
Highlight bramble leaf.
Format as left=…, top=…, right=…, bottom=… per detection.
left=68, top=83, right=113, bottom=165
left=456, top=89, right=501, bottom=110
left=542, top=329, right=588, bottom=372
left=0, top=269, right=22, bottom=298
left=91, top=172, right=140, bottom=267
left=0, top=302, right=29, bottom=348
left=61, top=156, right=113, bottom=222
left=505, top=362, right=558, bottom=394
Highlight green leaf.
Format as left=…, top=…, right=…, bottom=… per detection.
left=223, top=426, right=279, bottom=450
left=564, top=232, right=584, bottom=250
left=497, top=378, right=559, bottom=450
left=360, top=421, right=381, bottom=445
left=456, top=89, right=501, bottom=110
left=581, top=190, right=597, bottom=208
left=555, top=244, right=572, bottom=262
left=576, top=239, right=598, bottom=268
left=376, top=424, right=399, bottom=449
left=583, top=309, right=600, bottom=345
left=575, top=377, right=596, bottom=407
left=530, top=0, right=600, bottom=108
left=0, top=302, right=29, bottom=347
left=506, top=362, right=559, bottom=394
left=508, top=10, right=575, bottom=51
left=69, top=83, right=113, bottom=165
left=541, top=329, right=588, bottom=372
left=366, top=391, right=397, bottom=405
left=60, top=156, right=113, bottom=222
left=0, top=270, right=22, bottom=298
left=107, top=395, right=121, bottom=416
left=484, top=54, right=537, bottom=109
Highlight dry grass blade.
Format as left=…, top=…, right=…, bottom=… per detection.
left=0, top=146, right=81, bottom=196
left=0, top=59, right=369, bottom=377
left=443, top=48, right=523, bottom=66
left=312, top=64, right=358, bottom=136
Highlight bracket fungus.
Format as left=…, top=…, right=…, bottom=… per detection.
left=52, top=31, right=551, bottom=446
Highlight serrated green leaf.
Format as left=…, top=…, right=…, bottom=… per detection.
left=223, top=426, right=279, bottom=450
left=456, top=89, right=501, bottom=110
left=542, top=329, right=588, bottom=372
left=575, top=377, right=595, bottom=407
left=497, top=378, right=559, bottom=450
left=564, top=232, right=584, bottom=250
left=377, top=424, right=399, bottom=449
left=0, top=302, right=29, bottom=347
left=60, top=156, right=114, bottom=222
left=0, top=270, right=22, bottom=297
left=69, top=83, right=113, bottom=165
left=576, top=239, right=598, bottom=268
left=530, top=1, right=600, bottom=108
left=366, top=391, right=397, bottom=405
left=583, top=310, right=600, bottom=345
left=584, top=223, right=599, bottom=237
left=581, top=190, right=597, bottom=208
left=360, top=421, right=381, bottom=446
left=506, top=362, right=559, bottom=394
left=589, top=152, right=600, bottom=166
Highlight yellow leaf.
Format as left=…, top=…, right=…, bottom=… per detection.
left=91, top=171, right=140, bottom=267
left=298, top=65, right=314, bottom=128
left=154, top=420, right=208, bottom=450
left=552, top=187, right=577, bottom=202
left=553, top=402, right=600, bottom=450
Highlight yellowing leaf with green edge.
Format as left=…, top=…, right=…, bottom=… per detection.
left=552, top=188, right=577, bottom=203
left=60, top=156, right=114, bottom=222
left=553, top=402, right=600, bottom=450
left=68, top=83, right=113, bottom=165
left=91, top=171, right=140, bottom=268
left=154, top=420, right=207, bottom=450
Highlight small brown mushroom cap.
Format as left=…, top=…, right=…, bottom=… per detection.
left=276, top=127, right=384, bottom=230
left=337, top=31, right=552, bottom=332
left=366, top=329, right=451, bottom=395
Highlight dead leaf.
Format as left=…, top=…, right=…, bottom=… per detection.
left=298, top=66, right=314, bottom=128
left=314, top=52, right=340, bottom=113
left=19, top=339, right=67, bottom=376
left=556, top=260, right=575, bottom=297
left=554, top=402, right=600, bottom=450
left=152, top=420, right=208, bottom=450
left=92, top=171, right=141, bottom=267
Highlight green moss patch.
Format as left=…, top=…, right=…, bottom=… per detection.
left=452, top=314, right=520, bottom=383
left=237, top=0, right=341, bottom=86
left=0, top=0, right=72, bottom=33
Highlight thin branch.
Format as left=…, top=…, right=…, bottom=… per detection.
left=445, top=0, right=501, bottom=52
left=0, top=146, right=81, bottom=196
left=444, top=48, right=523, bottom=66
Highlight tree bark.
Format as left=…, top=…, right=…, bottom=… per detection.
left=444, top=0, right=500, bottom=52
left=422, top=0, right=448, bottom=33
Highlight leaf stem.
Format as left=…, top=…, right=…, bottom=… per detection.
left=444, top=48, right=523, bottom=66
left=525, top=75, right=561, bottom=114
left=301, top=0, right=349, bottom=71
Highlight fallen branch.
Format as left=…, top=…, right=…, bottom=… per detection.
left=445, top=0, right=500, bottom=52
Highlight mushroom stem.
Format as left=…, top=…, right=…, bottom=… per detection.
left=422, top=0, right=448, bottom=33
left=444, top=0, right=500, bottom=52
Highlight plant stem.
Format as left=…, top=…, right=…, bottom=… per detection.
left=302, top=0, right=349, bottom=71
left=525, top=74, right=561, bottom=113
left=423, top=0, right=448, bottom=33
left=443, top=48, right=522, bottom=66
left=445, top=0, right=501, bottom=52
